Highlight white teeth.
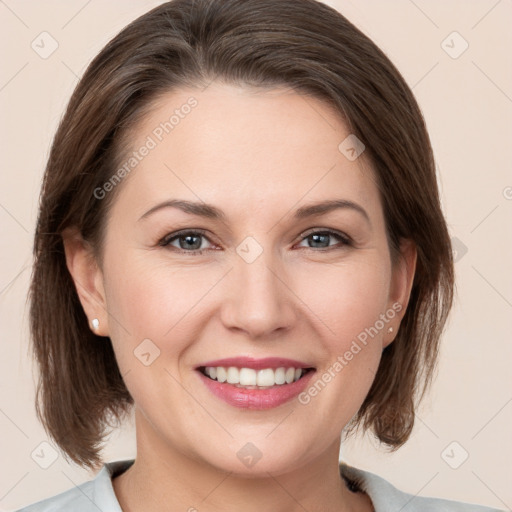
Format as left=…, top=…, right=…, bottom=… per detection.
left=203, top=366, right=306, bottom=386
left=274, top=367, right=286, bottom=385
left=216, top=367, right=227, bottom=383
left=256, top=368, right=275, bottom=387
left=239, top=368, right=257, bottom=386
left=226, top=367, right=239, bottom=384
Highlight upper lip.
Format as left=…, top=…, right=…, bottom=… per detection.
left=196, top=356, right=315, bottom=371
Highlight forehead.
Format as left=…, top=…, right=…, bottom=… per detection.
left=112, top=82, right=381, bottom=222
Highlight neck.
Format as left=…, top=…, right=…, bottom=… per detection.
left=112, top=411, right=372, bottom=512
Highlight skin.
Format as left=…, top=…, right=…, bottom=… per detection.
left=63, top=82, right=416, bottom=512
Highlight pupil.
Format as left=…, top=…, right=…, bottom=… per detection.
left=311, top=233, right=328, bottom=248
left=182, top=235, right=201, bottom=250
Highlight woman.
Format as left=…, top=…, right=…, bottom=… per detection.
left=18, top=0, right=503, bottom=510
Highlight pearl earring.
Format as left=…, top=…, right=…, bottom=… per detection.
left=387, top=326, right=394, bottom=333
left=91, top=318, right=100, bottom=330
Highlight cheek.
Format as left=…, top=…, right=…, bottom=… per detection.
left=106, top=246, right=391, bottom=343
left=103, top=251, right=224, bottom=347
left=101, top=253, right=215, bottom=408
left=295, top=256, right=391, bottom=345
left=293, top=259, right=391, bottom=424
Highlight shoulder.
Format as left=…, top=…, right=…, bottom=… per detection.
left=340, top=462, right=505, bottom=512
left=15, top=479, right=96, bottom=512
left=15, top=460, right=134, bottom=512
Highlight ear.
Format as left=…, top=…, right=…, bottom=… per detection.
left=61, top=227, right=109, bottom=336
left=383, top=238, right=417, bottom=348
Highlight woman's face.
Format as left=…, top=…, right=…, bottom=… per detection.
left=81, top=82, right=415, bottom=475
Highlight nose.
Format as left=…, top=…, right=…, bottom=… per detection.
left=220, top=248, right=297, bottom=339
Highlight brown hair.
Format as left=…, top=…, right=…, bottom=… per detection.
left=29, top=0, right=454, bottom=470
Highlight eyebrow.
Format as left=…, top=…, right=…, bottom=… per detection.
left=138, top=198, right=371, bottom=225
left=294, top=199, right=370, bottom=225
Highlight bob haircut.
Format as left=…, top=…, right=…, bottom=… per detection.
left=29, top=0, right=454, bottom=470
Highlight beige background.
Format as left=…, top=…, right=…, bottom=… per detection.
left=1, top=0, right=511, bottom=510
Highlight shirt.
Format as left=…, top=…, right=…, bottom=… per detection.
left=16, top=459, right=505, bottom=511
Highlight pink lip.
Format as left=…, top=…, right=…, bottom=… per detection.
left=196, top=368, right=316, bottom=410
left=197, top=356, right=313, bottom=371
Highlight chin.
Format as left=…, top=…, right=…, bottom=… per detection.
left=191, top=434, right=315, bottom=478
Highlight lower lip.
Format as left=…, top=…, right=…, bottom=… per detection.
left=197, top=369, right=316, bottom=410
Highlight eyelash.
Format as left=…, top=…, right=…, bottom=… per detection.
left=158, top=228, right=353, bottom=255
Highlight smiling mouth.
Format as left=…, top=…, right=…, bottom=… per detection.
left=198, top=366, right=315, bottom=389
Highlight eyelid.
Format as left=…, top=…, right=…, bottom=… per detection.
left=159, top=227, right=353, bottom=253
left=295, top=227, right=352, bottom=247
left=158, top=228, right=216, bottom=250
